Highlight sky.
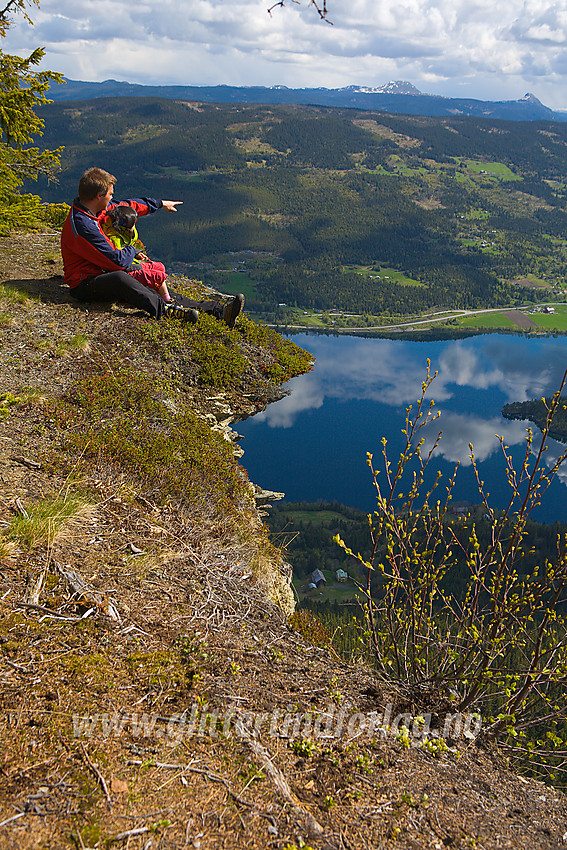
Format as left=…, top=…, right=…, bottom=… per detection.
left=3, top=0, right=567, bottom=109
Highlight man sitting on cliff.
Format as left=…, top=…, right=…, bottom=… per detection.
left=61, top=167, right=244, bottom=326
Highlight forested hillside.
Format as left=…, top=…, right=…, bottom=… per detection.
left=35, top=98, right=567, bottom=318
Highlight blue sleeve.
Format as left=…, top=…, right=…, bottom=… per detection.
left=113, top=198, right=163, bottom=217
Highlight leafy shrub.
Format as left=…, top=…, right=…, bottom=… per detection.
left=60, top=369, right=249, bottom=513
left=137, top=301, right=312, bottom=388
left=238, top=315, right=313, bottom=381
left=336, top=362, right=567, bottom=783
left=191, top=315, right=248, bottom=387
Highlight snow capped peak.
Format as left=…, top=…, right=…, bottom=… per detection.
left=519, top=92, right=542, bottom=105
left=375, top=80, right=423, bottom=95
left=341, top=81, right=422, bottom=96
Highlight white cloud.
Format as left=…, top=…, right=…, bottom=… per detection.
left=1, top=0, right=566, bottom=107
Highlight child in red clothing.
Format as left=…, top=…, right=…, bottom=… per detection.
left=102, top=205, right=171, bottom=302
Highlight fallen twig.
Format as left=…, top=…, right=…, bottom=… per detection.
left=234, top=715, right=330, bottom=844
left=0, top=811, right=26, bottom=828
left=79, top=743, right=113, bottom=811
left=13, top=498, right=28, bottom=519
left=56, top=562, right=120, bottom=621
left=127, top=759, right=276, bottom=826
left=11, top=456, right=42, bottom=470
left=2, top=657, right=36, bottom=675
left=14, top=601, right=86, bottom=622
left=111, top=826, right=150, bottom=841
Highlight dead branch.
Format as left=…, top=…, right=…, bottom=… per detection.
left=267, top=0, right=333, bottom=23
left=0, top=811, right=26, bottom=828
left=11, top=456, right=42, bottom=470
left=55, top=562, right=120, bottom=621
left=2, top=656, right=36, bottom=674
left=13, top=498, right=28, bottom=519
left=127, top=759, right=276, bottom=825
left=79, top=743, right=113, bottom=811
left=14, top=601, right=86, bottom=622
left=26, top=563, right=49, bottom=606
left=110, top=826, right=150, bottom=841
left=234, top=715, right=334, bottom=845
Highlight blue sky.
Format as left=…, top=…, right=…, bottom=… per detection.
left=3, top=0, right=567, bottom=109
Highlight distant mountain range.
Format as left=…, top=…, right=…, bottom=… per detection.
left=47, top=78, right=566, bottom=122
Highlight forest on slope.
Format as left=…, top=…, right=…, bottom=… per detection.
left=35, top=98, right=567, bottom=319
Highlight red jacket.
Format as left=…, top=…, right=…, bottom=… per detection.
left=61, top=197, right=162, bottom=288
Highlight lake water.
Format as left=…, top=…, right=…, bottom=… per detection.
left=236, top=332, right=567, bottom=523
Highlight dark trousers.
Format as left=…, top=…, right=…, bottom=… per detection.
left=70, top=271, right=223, bottom=320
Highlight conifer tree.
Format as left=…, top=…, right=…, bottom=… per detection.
left=0, top=0, right=65, bottom=233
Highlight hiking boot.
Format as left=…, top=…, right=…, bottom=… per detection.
left=164, top=303, right=199, bottom=324
left=223, top=293, right=244, bottom=328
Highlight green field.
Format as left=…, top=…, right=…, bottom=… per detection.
left=463, top=209, right=490, bottom=220
left=463, top=160, right=522, bottom=181
left=457, top=304, right=567, bottom=331
left=281, top=310, right=327, bottom=328
left=345, top=265, right=424, bottom=287
left=159, top=166, right=203, bottom=182
left=293, top=570, right=359, bottom=603
left=458, top=312, right=517, bottom=329
left=459, top=238, right=499, bottom=255
left=217, top=271, right=258, bottom=298
left=530, top=305, right=567, bottom=330
left=284, top=509, right=354, bottom=525
left=518, top=274, right=553, bottom=289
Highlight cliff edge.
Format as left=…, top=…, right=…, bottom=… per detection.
left=0, top=232, right=566, bottom=850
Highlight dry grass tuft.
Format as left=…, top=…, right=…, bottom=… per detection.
left=8, top=492, right=96, bottom=549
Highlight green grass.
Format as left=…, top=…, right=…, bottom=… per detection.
left=217, top=271, right=258, bottom=299
left=457, top=304, right=567, bottom=331
left=458, top=312, right=517, bottom=329
left=544, top=179, right=567, bottom=191
left=463, top=160, right=522, bottom=181
left=517, top=274, right=552, bottom=289
left=159, top=166, right=202, bottom=182
left=284, top=509, right=353, bottom=525
left=529, top=305, right=567, bottom=330
left=280, top=310, right=327, bottom=328
left=543, top=234, right=567, bottom=247
left=378, top=267, right=424, bottom=287
left=363, top=162, right=427, bottom=178
left=293, top=577, right=358, bottom=603
left=0, top=283, right=38, bottom=306
left=345, top=265, right=424, bottom=287
left=8, top=494, right=94, bottom=548
left=311, top=585, right=358, bottom=602
left=463, top=210, right=490, bottom=220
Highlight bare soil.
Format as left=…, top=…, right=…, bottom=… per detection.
left=1, top=232, right=567, bottom=850
left=503, top=309, right=538, bottom=329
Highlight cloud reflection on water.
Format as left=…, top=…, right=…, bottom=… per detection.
left=237, top=333, right=567, bottom=516
left=259, top=335, right=567, bottom=428
left=418, top=411, right=529, bottom=466
left=253, top=377, right=324, bottom=428
left=252, top=335, right=567, bottom=479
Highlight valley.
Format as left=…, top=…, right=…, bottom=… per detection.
left=32, top=97, right=567, bottom=334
